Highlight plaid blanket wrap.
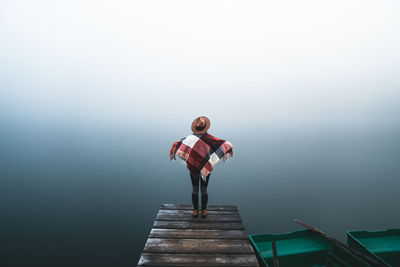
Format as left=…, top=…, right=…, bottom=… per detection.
left=170, top=133, right=233, bottom=181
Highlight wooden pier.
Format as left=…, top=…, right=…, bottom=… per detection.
left=138, top=204, right=259, bottom=266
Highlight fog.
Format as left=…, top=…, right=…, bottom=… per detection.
left=1, top=1, right=400, bottom=266
left=1, top=0, right=399, bottom=128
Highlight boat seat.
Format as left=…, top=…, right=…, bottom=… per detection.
left=358, top=236, right=400, bottom=254
left=259, top=236, right=330, bottom=258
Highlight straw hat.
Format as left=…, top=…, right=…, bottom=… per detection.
left=191, top=116, right=210, bottom=134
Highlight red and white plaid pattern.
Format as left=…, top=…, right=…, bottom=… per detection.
left=170, top=133, right=233, bottom=181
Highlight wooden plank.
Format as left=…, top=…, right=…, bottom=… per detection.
left=143, top=238, right=254, bottom=254
left=138, top=253, right=259, bottom=266
left=149, top=229, right=249, bottom=239
left=138, top=204, right=259, bottom=266
left=161, top=204, right=238, bottom=211
left=158, top=209, right=238, bottom=215
left=153, top=220, right=245, bottom=230
left=156, top=212, right=242, bottom=222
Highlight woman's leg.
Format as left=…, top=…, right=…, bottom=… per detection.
left=190, top=172, right=200, bottom=211
left=200, top=174, right=210, bottom=211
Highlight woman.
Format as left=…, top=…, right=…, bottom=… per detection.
left=169, top=116, right=233, bottom=218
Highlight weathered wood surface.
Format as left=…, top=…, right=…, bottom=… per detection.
left=153, top=220, right=245, bottom=230
left=157, top=210, right=241, bottom=222
left=138, top=253, right=259, bottom=266
left=160, top=203, right=238, bottom=211
left=143, top=238, right=254, bottom=254
left=138, top=203, right=259, bottom=266
left=158, top=209, right=238, bottom=215
left=149, top=229, right=249, bottom=239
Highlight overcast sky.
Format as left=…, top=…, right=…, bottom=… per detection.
left=1, top=0, right=399, bottom=130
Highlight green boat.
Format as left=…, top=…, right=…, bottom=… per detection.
left=347, top=229, right=400, bottom=267
left=249, top=229, right=371, bottom=267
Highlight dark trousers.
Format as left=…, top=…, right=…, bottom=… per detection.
left=190, top=172, right=210, bottom=211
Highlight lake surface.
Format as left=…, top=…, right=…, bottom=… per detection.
left=1, top=117, right=399, bottom=266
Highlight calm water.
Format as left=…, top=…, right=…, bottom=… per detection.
left=1, top=117, right=399, bottom=266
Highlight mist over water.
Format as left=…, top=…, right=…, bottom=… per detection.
left=1, top=116, right=399, bottom=266
left=1, top=0, right=400, bottom=266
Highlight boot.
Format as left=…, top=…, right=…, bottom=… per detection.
left=192, top=193, right=199, bottom=218
left=201, top=193, right=208, bottom=218
left=201, top=209, right=207, bottom=218
left=193, top=209, right=199, bottom=218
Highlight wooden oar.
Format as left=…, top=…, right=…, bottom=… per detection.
left=294, top=219, right=387, bottom=267
left=272, top=241, right=279, bottom=267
